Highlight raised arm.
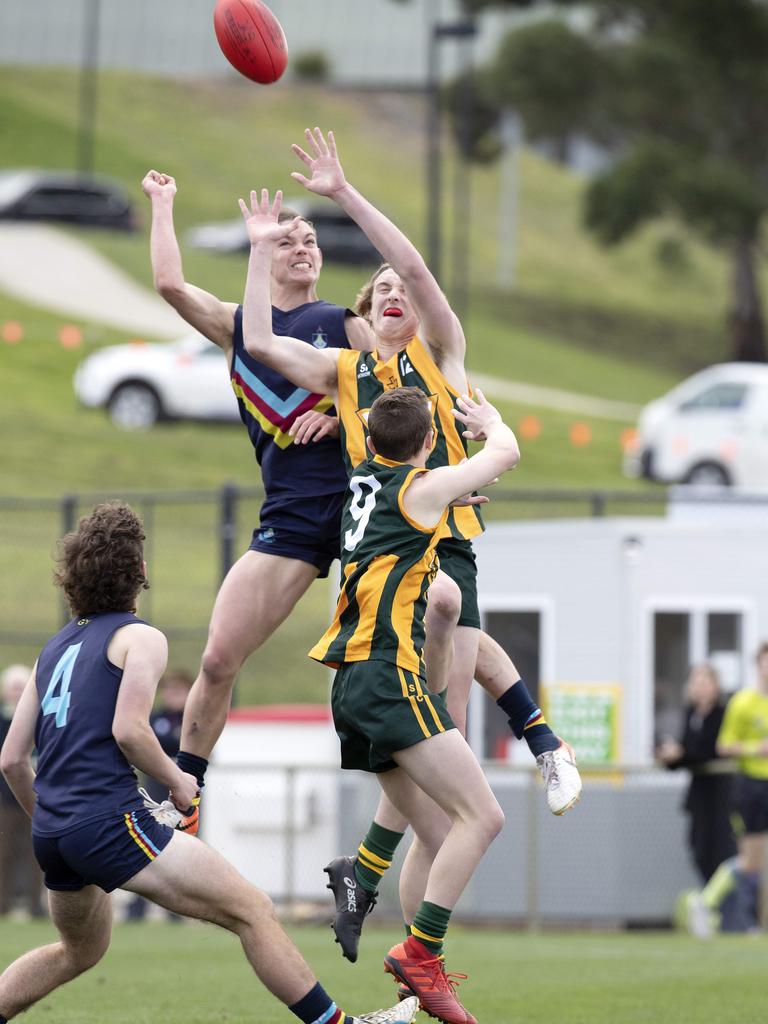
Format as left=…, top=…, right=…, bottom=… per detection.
left=291, top=129, right=465, bottom=367
left=0, top=669, right=39, bottom=817
left=141, top=170, right=237, bottom=353
left=240, top=188, right=341, bottom=398
left=404, top=391, right=520, bottom=526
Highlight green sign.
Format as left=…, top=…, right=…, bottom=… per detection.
left=544, top=684, right=622, bottom=765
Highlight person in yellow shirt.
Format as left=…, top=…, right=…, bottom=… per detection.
left=683, top=642, right=768, bottom=936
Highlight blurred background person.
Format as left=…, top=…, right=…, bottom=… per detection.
left=682, top=644, right=768, bottom=937
left=0, top=663, right=44, bottom=919
left=656, top=663, right=736, bottom=884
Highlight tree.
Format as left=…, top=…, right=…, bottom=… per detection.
left=446, top=0, right=768, bottom=362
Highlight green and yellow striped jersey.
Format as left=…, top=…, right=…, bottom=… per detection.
left=718, top=688, right=768, bottom=779
left=335, top=335, right=483, bottom=542
left=309, top=454, right=447, bottom=674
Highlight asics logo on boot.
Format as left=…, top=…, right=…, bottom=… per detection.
left=343, top=876, right=357, bottom=911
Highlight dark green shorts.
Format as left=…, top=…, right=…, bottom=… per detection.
left=435, top=536, right=480, bottom=629
left=331, top=659, right=456, bottom=773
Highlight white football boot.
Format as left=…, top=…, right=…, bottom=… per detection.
left=354, top=996, right=419, bottom=1023
left=536, top=741, right=582, bottom=815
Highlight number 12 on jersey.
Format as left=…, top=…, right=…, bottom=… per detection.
left=41, top=642, right=82, bottom=728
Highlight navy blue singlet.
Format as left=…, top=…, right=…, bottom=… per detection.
left=33, top=612, right=147, bottom=836
left=229, top=302, right=351, bottom=500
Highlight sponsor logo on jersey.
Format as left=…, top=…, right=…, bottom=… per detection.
left=257, top=527, right=276, bottom=544
left=312, top=328, right=328, bottom=349
left=357, top=361, right=371, bottom=378
left=399, top=353, right=414, bottom=376
left=77, top=618, right=90, bottom=626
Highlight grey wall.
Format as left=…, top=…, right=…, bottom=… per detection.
left=0, top=0, right=530, bottom=86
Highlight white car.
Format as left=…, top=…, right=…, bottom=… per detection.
left=74, top=333, right=239, bottom=429
left=624, top=362, right=768, bottom=487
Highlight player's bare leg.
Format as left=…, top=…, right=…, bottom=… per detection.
left=126, top=833, right=319, bottom=1004
left=422, top=570, right=461, bottom=697
left=181, top=551, right=320, bottom=760
left=380, top=731, right=504, bottom=1024
left=0, top=887, right=112, bottom=1018
left=442, top=626, right=480, bottom=735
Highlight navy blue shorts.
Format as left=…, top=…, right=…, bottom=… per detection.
left=250, top=491, right=344, bottom=579
left=733, top=775, right=768, bottom=835
left=33, top=808, right=173, bottom=893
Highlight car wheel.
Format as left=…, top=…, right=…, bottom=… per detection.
left=107, top=382, right=162, bottom=430
left=684, top=461, right=731, bottom=487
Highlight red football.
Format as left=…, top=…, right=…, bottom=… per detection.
left=213, top=0, right=288, bottom=85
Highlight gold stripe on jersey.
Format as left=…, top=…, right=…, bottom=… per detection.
left=310, top=460, right=448, bottom=673
left=335, top=337, right=482, bottom=540
left=345, top=553, right=398, bottom=663
left=398, top=667, right=432, bottom=739
left=312, top=561, right=356, bottom=666
left=336, top=349, right=369, bottom=467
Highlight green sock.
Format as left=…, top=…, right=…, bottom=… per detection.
left=411, top=900, right=452, bottom=954
left=354, top=821, right=405, bottom=894
left=702, top=858, right=739, bottom=909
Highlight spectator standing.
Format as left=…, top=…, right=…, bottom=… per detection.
left=657, top=663, right=736, bottom=883
left=683, top=644, right=768, bottom=936
left=0, top=665, right=44, bottom=918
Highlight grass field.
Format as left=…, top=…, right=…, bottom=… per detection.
left=1, top=919, right=765, bottom=1024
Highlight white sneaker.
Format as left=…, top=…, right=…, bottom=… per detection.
left=684, top=891, right=715, bottom=940
left=354, top=996, right=419, bottom=1024
left=536, top=741, right=582, bottom=815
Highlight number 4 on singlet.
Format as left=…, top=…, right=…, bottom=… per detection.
left=41, top=642, right=82, bottom=728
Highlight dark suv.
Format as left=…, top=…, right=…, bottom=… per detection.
left=186, top=198, right=381, bottom=265
left=0, top=170, right=136, bottom=231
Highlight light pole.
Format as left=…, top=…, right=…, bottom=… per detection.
left=76, top=0, right=101, bottom=178
left=425, top=13, right=478, bottom=287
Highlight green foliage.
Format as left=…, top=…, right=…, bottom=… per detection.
left=442, top=67, right=502, bottom=163
left=292, top=50, right=331, bottom=82
left=443, top=0, right=768, bottom=360
left=490, top=20, right=612, bottom=144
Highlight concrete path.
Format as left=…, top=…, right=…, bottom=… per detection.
left=0, top=222, right=640, bottom=420
left=0, top=223, right=184, bottom=339
left=470, top=372, right=640, bottom=421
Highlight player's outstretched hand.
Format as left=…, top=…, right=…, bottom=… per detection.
left=238, top=188, right=300, bottom=247
left=452, top=388, right=503, bottom=442
left=142, top=169, right=177, bottom=200
left=289, top=410, right=340, bottom=445
left=291, top=127, right=347, bottom=199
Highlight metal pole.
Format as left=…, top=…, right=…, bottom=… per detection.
left=220, top=483, right=238, bottom=582
left=450, top=27, right=476, bottom=325
left=284, top=766, right=296, bottom=913
left=77, top=0, right=101, bottom=177
left=525, top=767, right=541, bottom=931
left=497, top=110, right=523, bottom=289
left=426, top=11, right=442, bottom=282
left=60, top=496, right=78, bottom=627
